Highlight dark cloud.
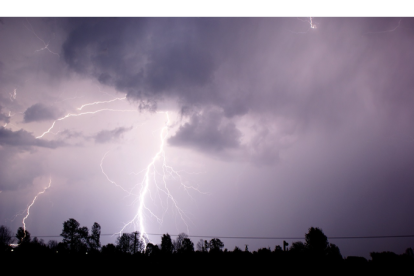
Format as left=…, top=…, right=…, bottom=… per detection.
left=24, top=103, right=62, bottom=123
left=56, top=129, right=84, bottom=140
left=169, top=109, right=241, bottom=151
left=0, top=127, right=64, bottom=148
left=94, top=126, right=132, bottom=143
left=61, top=18, right=263, bottom=108
left=60, top=17, right=414, bottom=159
left=60, top=18, right=414, bottom=121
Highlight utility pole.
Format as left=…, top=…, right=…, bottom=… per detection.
left=283, top=240, right=289, bottom=251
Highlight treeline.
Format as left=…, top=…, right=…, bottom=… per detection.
left=1, top=219, right=413, bottom=272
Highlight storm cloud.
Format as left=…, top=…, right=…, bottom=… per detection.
left=0, top=127, right=64, bottom=148
left=169, top=109, right=241, bottom=151
left=61, top=18, right=414, bottom=142
left=24, top=103, right=63, bottom=123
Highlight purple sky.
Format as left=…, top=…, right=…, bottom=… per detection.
left=1, top=17, right=414, bottom=258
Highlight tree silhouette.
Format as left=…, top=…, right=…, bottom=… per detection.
left=0, top=225, right=14, bottom=252
left=233, top=246, right=242, bottom=254
left=115, top=232, right=147, bottom=254
left=145, top=243, right=160, bottom=256
left=290, top=241, right=306, bottom=254
left=161, top=233, right=173, bottom=254
left=60, top=218, right=88, bottom=253
left=78, top=226, right=89, bottom=249
left=88, top=222, right=101, bottom=252
left=257, top=247, right=272, bottom=256
left=16, top=227, right=31, bottom=244
left=209, top=238, right=224, bottom=253
left=326, top=243, right=342, bottom=260
left=101, top=243, right=117, bottom=255
left=134, top=232, right=148, bottom=253
left=204, top=240, right=210, bottom=252
left=116, top=233, right=132, bottom=253
left=173, top=233, right=187, bottom=251
left=179, top=238, right=194, bottom=254
left=274, top=245, right=282, bottom=252
left=196, top=239, right=205, bottom=252
left=173, top=233, right=188, bottom=252
left=48, top=240, right=58, bottom=252
left=305, top=227, right=328, bottom=257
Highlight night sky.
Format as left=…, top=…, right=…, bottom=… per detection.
left=1, top=17, right=414, bottom=258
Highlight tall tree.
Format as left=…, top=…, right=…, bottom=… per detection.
left=116, top=233, right=132, bottom=253
left=204, top=240, right=210, bottom=252
left=60, top=218, right=88, bottom=253
left=88, top=222, right=101, bottom=252
left=131, top=231, right=147, bottom=254
left=161, top=233, right=173, bottom=254
left=305, top=227, right=328, bottom=257
left=180, top=238, right=194, bottom=254
left=173, top=233, right=188, bottom=252
left=209, top=238, right=224, bottom=253
left=16, top=227, right=31, bottom=244
left=115, top=232, right=147, bottom=254
left=145, top=243, right=160, bottom=256
left=0, top=225, right=14, bottom=251
left=196, top=239, right=205, bottom=252
left=78, top=226, right=89, bottom=250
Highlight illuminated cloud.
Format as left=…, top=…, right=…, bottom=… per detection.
left=94, top=126, right=132, bottom=143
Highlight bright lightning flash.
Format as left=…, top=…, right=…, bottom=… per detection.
left=77, top=96, right=126, bottom=110
left=36, top=107, right=136, bottom=139
left=116, top=112, right=204, bottom=249
left=33, top=95, right=203, bottom=250
left=309, top=17, right=316, bottom=29
left=21, top=177, right=52, bottom=240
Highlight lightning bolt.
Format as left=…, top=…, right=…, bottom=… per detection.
left=36, top=108, right=136, bottom=139
left=21, top=177, right=52, bottom=240
left=116, top=111, right=205, bottom=249
left=100, top=151, right=138, bottom=196
left=77, top=96, right=126, bottom=110
left=366, top=19, right=402, bottom=34
left=290, top=17, right=317, bottom=34
left=33, top=96, right=204, bottom=250
left=24, top=19, right=60, bottom=57
left=309, top=17, right=316, bottom=29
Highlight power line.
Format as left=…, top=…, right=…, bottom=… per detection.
left=30, top=233, right=414, bottom=240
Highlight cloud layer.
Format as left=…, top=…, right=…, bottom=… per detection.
left=24, top=103, right=63, bottom=123
left=60, top=18, right=414, bottom=158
